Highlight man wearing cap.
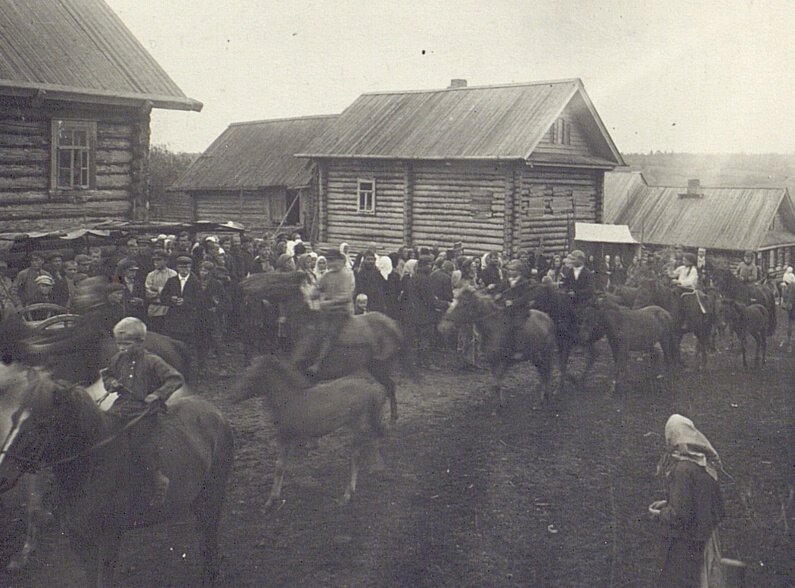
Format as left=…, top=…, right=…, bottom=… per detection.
left=159, top=256, right=201, bottom=350
left=75, top=253, right=92, bottom=277
left=294, top=248, right=355, bottom=375
left=14, top=252, right=52, bottom=306
left=27, top=274, right=56, bottom=319
left=145, top=250, right=177, bottom=334
left=0, top=261, right=20, bottom=312
left=497, top=259, right=534, bottom=356
left=560, top=249, right=594, bottom=309
left=45, top=252, right=70, bottom=307
left=116, top=258, right=147, bottom=321
left=101, top=317, right=184, bottom=506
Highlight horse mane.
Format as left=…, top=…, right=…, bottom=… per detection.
left=233, top=355, right=311, bottom=405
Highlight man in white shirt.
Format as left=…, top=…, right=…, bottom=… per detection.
left=145, top=250, right=177, bottom=333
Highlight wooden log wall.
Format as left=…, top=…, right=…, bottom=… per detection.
left=317, top=160, right=328, bottom=242
left=516, top=167, right=603, bottom=255
left=151, top=190, right=194, bottom=222
left=410, top=161, right=506, bottom=255
left=325, top=159, right=405, bottom=249
left=194, top=187, right=285, bottom=234
left=0, top=97, right=140, bottom=232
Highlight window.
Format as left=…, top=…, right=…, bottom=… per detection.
left=50, top=120, right=96, bottom=190
left=552, top=117, right=571, bottom=145
left=357, top=179, right=375, bottom=213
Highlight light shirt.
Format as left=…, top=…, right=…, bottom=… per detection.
left=674, top=265, right=698, bottom=289
left=145, top=266, right=177, bottom=317
left=178, top=274, right=190, bottom=294
left=572, top=266, right=583, bottom=280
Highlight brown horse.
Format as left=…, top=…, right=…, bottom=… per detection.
left=233, top=355, right=386, bottom=507
left=438, top=287, right=557, bottom=408
left=713, top=269, right=776, bottom=336
left=720, top=301, right=769, bottom=368
left=241, top=271, right=412, bottom=422
left=0, top=364, right=234, bottom=587
left=578, top=299, right=676, bottom=394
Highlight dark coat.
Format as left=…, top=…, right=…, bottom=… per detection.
left=384, top=270, right=402, bottom=320
left=121, top=279, right=147, bottom=322
left=160, top=273, right=202, bottom=340
left=428, top=269, right=453, bottom=303
left=560, top=266, right=595, bottom=306
left=480, top=265, right=502, bottom=290
left=354, top=267, right=387, bottom=313
left=658, top=461, right=724, bottom=541
left=400, top=271, right=442, bottom=326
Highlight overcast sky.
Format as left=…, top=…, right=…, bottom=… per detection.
left=106, top=0, right=794, bottom=155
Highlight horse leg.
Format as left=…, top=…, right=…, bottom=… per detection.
left=192, top=459, right=232, bottom=586
left=579, top=343, right=597, bottom=385
left=739, top=333, right=747, bottom=368
left=341, top=441, right=363, bottom=505
left=70, top=532, right=100, bottom=587
left=557, top=345, right=571, bottom=394
left=370, top=361, right=397, bottom=423
left=6, top=475, right=51, bottom=572
left=265, top=443, right=291, bottom=510
left=610, top=349, right=627, bottom=395
left=493, top=363, right=508, bottom=409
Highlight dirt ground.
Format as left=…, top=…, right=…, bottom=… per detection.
left=0, top=316, right=792, bottom=587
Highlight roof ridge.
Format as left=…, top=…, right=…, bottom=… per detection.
left=646, top=183, right=786, bottom=191
left=359, top=78, right=582, bottom=97
left=227, top=114, right=338, bottom=128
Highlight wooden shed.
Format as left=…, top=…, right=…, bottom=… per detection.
left=0, top=0, right=201, bottom=233
left=171, top=115, right=337, bottom=237
left=297, top=78, right=624, bottom=256
left=604, top=171, right=795, bottom=275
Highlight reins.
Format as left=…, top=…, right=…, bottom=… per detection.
left=0, top=398, right=159, bottom=470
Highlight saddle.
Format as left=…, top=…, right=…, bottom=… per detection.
left=679, top=288, right=707, bottom=314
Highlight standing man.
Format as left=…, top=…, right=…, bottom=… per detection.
left=14, top=253, right=51, bottom=306
left=144, top=249, right=176, bottom=334
left=735, top=251, right=759, bottom=283
left=160, top=256, right=201, bottom=352
left=354, top=250, right=387, bottom=313
left=560, top=250, right=595, bottom=309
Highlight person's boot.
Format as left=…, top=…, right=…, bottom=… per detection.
left=150, top=470, right=170, bottom=507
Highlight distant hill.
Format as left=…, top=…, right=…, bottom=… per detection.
left=621, top=153, right=795, bottom=191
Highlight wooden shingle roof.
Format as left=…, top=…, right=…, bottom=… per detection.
left=0, top=0, right=200, bottom=111
left=173, top=115, right=338, bottom=191
left=604, top=171, right=795, bottom=251
left=298, top=78, right=623, bottom=163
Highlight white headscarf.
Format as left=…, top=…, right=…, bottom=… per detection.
left=375, top=254, right=393, bottom=280
left=658, top=414, right=722, bottom=481
left=783, top=266, right=795, bottom=285
left=403, top=259, right=418, bottom=278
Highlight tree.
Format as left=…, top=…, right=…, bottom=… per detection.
left=148, top=144, right=198, bottom=203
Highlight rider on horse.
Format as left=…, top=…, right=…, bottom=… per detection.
left=496, top=259, right=534, bottom=358
left=736, top=251, right=760, bottom=283
left=559, top=250, right=595, bottom=310
left=296, top=248, right=355, bottom=375
left=101, top=317, right=184, bottom=507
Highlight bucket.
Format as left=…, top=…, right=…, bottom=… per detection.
left=721, top=558, right=747, bottom=588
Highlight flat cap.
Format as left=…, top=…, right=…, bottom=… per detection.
left=116, top=258, right=139, bottom=274
left=176, top=255, right=193, bottom=265
left=34, top=274, right=54, bottom=286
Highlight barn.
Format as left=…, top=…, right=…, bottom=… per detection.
left=0, top=0, right=200, bottom=233
left=170, top=115, right=337, bottom=237
left=604, top=171, right=795, bottom=275
left=297, top=78, right=624, bottom=256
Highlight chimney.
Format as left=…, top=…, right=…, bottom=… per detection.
left=448, top=79, right=467, bottom=89
left=679, top=179, right=703, bottom=198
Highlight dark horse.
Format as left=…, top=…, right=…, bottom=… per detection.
left=579, top=298, right=676, bottom=394
left=0, top=303, right=192, bottom=572
left=438, top=287, right=557, bottom=408
left=0, top=364, right=234, bottom=587
left=234, top=355, right=386, bottom=507
left=633, top=278, right=715, bottom=368
left=712, top=268, right=777, bottom=337
left=523, top=283, right=603, bottom=392
left=240, top=271, right=412, bottom=422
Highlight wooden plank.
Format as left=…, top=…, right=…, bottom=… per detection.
left=95, top=174, right=131, bottom=189
left=0, top=176, right=48, bottom=190
left=96, top=150, right=133, bottom=164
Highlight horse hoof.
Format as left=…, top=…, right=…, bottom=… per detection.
left=264, top=497, right=282, bottom=512
left=339, top=493, right=352, bottom=506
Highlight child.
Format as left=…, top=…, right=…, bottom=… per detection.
left=101, top=317, right=184, bottom=507
left=354, top=293, right=369, bottom=315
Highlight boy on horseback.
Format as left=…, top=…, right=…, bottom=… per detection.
left=297, top=249, right=355, bottom=375
left=101, top=317, right=184, bottom=507
left=498, top=259, right=533, bottom=359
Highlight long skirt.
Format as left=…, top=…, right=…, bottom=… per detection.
left=657, top=529, right=724, bottom=588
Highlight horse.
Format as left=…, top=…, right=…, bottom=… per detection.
left=241, top=271, right=412, bottom=422
left=578, top=298, right=676, bottom=394
left=720, top=301, right=769, bottom=368
left=233, top=355, right=386, bottom=507
left=0, top=363, right=233, bottom=587
left=712, top=268, right=776, bottom=336
left=438, top=286, right=557, bottom=408
left=633, top=278, right=715, bottom=368
left=605, top=284, right=640, bottom=308
left=524, top=283, right=602, bottom=392
left=0, top=305, right=193, bottom=573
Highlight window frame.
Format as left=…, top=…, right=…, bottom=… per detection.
left=552, top=117, right=571, bottom=145
left=50, top=119, right=97, bottom=191
left=356, top=178, right=376, bottom=214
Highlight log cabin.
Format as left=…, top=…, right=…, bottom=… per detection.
left=170, top=115, right=337, bottom=237
left=0, top=0, right=200, bottom=233
left=604, top=171, right=795, bottom=277
left=297, top=78, right=624, bottom=256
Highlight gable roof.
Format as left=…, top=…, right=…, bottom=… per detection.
left=0, top=0, right=200, bottom=111
left=298, top=78, right=623, bottom=164
left=173, top=115, right=338, bottom=191
left=604, top=171, right=795, bottom=251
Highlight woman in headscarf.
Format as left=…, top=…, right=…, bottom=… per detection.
left=339, top=242, right=353, bottom=270
left=649, top=414, right=725, bottom=588
left=314, top=255, right=328, bottom=280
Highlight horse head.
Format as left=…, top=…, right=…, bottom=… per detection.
left=439, top=286, right=493, bottom=333
left=577, top=301, right=608, bottom=344
left=232, top=355, right=311, bottom=405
